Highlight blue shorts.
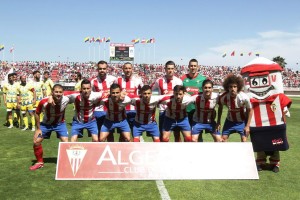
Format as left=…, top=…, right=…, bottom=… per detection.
left=159, top=111, right=165, bottom=133
left=191, top=121, right=220, bottom=135
left=94, top=111, right=106, bottom=132
left=40, top=122, right=68, bottom=139
left=126, top=111, right=136, bottom=128
left=71, top=119, right=98, bottom=137
left=101, top=119, right=131, bottom=133
left=187, top=110, right=195, bottom=126
left=133, top=121, right=160, bottom=137
left=163, top=116, right=191, bottom=132
left=222, top=119, right=246, bottom=136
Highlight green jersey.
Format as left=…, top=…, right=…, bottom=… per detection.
left=181, top=73, right=206, bottom=112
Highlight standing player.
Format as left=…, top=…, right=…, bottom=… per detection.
left=74, top=72, right=83, bottom=92
left=43, top=71, right=54, bottom=96
left=115, top=62, right=144, bottom=140
left=160, top=85, right=194, bottom=142
left=32, top=70, right=46, bottom=128
left=181, top=59, right=206, bottom=141
left=17, top=75, right=36, bottom=131
left=152, top=61, right=183, bottom=142
left=91, top=60, right=117, bottom=141
left=12, top=72, right=21, bottom=127
left=72, top=71, right=83, bottom=110
left=2, top=73, right=20, bottom=128
left=99, top=83, right=132, bottom=142
left=130, top=85, right=168, bottom=142
left=29, top=84, right=69, bottom=171
left=217, top=74, right=253, bottom=142
left=191, top=80, right=221, bottom=142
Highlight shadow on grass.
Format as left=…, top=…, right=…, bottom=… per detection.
left=31, top=157, right=57, bottom=165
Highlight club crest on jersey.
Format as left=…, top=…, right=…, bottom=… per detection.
left=239, top=100, right=245, bottom=106
left=66, top=145, right=87, bottom=176
left=270, top=103, right=277, bottom=112
left=185, top=80, right=189, bottom=82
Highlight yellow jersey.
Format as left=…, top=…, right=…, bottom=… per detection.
left=18, top=83, right=35, bottom=105
left=74, top=80, right=82, bottom=91
left=44, top=79, right=54, bottom=96
left=2, top=82, right=19, bottom=103
left=31, top=80, right=46, bottom=101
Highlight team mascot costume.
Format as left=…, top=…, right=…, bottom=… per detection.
left=240, top=57, right=292, bottom=173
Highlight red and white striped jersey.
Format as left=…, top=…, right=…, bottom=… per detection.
left=131, top=95, right=166, bottom=124
left=160, top=95, right=195, bottom=120
left=115, top=75, right=144, bottom=111
left=193, top=92, right=219, bottom=123
left=250, top=94, right=292, bottom=127
left=151, top=76, right=183, bottom=111
left=36, top=96, right=70, bottom=125
left=100, top=96, right=131, bottom=121
left=219, top=91, right=252, bottom=122
left=67, top=92, right=103, bottom=123
left=91, top=75, right=117, bottom=111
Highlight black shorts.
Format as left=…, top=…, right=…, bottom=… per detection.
left=250, top=124, right=289, bottom=152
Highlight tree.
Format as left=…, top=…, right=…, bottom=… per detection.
left=272, top=56, right=287, bottom=68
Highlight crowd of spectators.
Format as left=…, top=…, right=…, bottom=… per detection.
left=1, top=61, right=299, bottom=88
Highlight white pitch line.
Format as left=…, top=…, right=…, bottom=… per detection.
left=156, top=180, right=171, bottom=200
left=140, top=136, right=171, bottom=200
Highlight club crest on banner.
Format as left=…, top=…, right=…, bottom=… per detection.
left=66, top=145, right=87, bottom=176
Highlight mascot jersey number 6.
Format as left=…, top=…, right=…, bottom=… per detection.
left=241, top=57, right=292, bottom=172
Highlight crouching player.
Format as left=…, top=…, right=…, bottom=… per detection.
left=29, top=84, right=69, bottom=171
left=130, top=85, right=168, bottom=142
left=191, top=80, right=222, bottom=142
left=217, top=74, right=253, bottom=142
left=99, top=84, right=132, bottom=142
left=67, top=79, right=104, bottom=142
left=160, top=85, right=195, bottom=142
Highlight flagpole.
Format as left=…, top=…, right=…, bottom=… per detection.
left=98, top=42, right=101, bottom=61
left=93, top=43, right=96, bottom=63
left=88, top=43, right=91, bottom=62
left=154, top=43, right=156, bottom=64
left=104, top=42, right=106, bottom=61
left=143, top=45, right=145, bottom=64
left=139, top=45, right=141, bottom=64
left=148, top=44, right=150, bottom=64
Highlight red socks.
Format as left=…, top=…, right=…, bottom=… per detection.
left=33, top=145, right=43, bottom=163
left=184, top=136, right=192, bottom=142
